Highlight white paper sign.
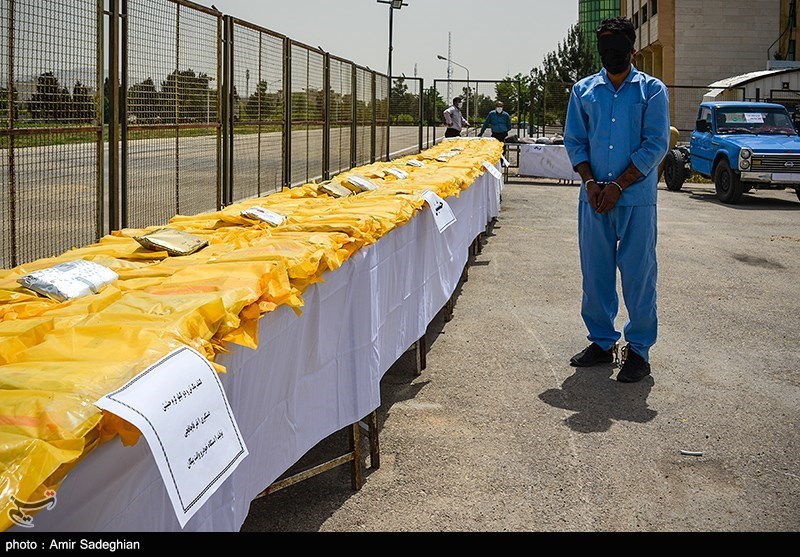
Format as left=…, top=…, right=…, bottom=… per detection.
left=482, top=161, right=503, bottom=179
left=501, top=156, right=510, bottom=168
left=744, top=112, right=764, bottom=123
left=407, top=159, right=425, bottom=167
left=96, top=346, right=248, bottom=528
left=421, top=190, right=456, bottom=233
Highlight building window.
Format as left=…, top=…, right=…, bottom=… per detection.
left=642, top=4, right=648, bottom=24
left=790, top=0, right=797, bottom=28
left=651, top=0, right=658, bottom=16
left=633, top=11, right=638, bottom=28
left=790, top=39, right=797, bottom=61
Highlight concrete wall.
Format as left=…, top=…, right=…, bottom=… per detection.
left=674, top=0, right=780, bottom=86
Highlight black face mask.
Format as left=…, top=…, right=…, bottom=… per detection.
left=598, top=34, right=633, bottom=75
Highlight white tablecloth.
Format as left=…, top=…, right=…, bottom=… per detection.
left=518, top=144, right=581, bottom=181
left=24, top=166, right=503, bottom=532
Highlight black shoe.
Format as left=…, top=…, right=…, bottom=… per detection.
left=617, top=345, right=651, bottom=383
left=570, top=343, right=614, bottom=367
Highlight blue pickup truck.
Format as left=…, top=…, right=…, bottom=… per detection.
left=663, top=101, right=800, bottom=204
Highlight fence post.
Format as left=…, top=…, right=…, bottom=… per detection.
left=323, top=51, right=330, bottom=180
left=418, top=78, right=424, bottom=153
left=282, top=37, right=291, bottom=188
left=371, top=71, right=376, bottom=163
left=221, top=15, right=232, bottom=206
left=350, top=64, right=358, bottom=168
left=109, top=0, right=121, bottom=231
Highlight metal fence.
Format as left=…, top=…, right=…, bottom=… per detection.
left=389, top=76, right=423, bottom=157
left=431, top=79, right=524, bottom=143
left=119, top=0, right=222, bottom=228
left=0, top=0, right=426, bottom=268
left=228, top=19, right=284, bottom=202
left=531, top=81, right=573, bottom=137
left=1, top=0, right=104, bottom=269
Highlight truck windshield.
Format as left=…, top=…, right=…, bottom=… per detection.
left=716, top=107, right=797, bottom=135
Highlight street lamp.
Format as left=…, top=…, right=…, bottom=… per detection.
left=377, top=0, right=408, bottom=80
left=437, top=54, right=470, bottom=128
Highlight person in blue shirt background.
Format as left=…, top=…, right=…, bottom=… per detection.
left=479, top=101, right=513, bottom=143
left=564, top=16, right=670, bottom=383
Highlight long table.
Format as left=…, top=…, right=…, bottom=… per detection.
left=22, top=166, right=503, bottom=532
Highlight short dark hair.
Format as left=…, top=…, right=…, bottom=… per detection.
left=453, top=96, right=462, bottom=103
left=596, top=17, right=636, bottom=47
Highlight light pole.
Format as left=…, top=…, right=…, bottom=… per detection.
left=378, top=1, right=407, bottom=160
left=378, top=0, right=407, bottom=80
left=437, top=54, right=470, bottom=130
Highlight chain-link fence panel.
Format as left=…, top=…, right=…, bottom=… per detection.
left=229, top=20, right=283, bottom=202
left=533, top=81, right=573, bottom=137
left=287, top=42, right=323, bottom=186
left=668, top=85, right=744, bottom=142
left=389, top=76, right=422, bottom=157
left=375, top=72, right=388, bottom=162
left=354, top=66, right=372, bottom=167
left=123, top=0, right=221, bottom=228
left=0, top=0, right=103, bottom=268
left=328, top=56, right=352, bottom=177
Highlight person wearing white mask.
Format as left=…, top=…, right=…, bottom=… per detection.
left=443, top=96, right=469, bottom=138
left=479, top=101, right=513, bottom=142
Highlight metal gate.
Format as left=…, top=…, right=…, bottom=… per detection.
left=117, top=0, right=222, bottom=229
left=1, top=0, right=104, bottom=268
left=328, top=55, right=353, bottom=177
left=389, top=76, right=423, bottom=158
left=226, top=18, right=285, bottom=203
left=287, top=40, right=324, bottom=187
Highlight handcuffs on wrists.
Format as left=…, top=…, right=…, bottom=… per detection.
left=585, top=179, right=623, bottom=194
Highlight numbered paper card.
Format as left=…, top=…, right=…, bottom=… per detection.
left=96, top=346, right=248, bottom=528
left=482, top=161, right=503, bottom=179
left=421, top=190, right=456, bottom=233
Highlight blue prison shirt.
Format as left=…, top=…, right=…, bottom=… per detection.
left=564, top=66, right=671, bottom=206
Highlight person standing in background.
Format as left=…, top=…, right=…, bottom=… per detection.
left=443, top=96, right=469, bottom=138
left=479, top=101, right=513, bottom=143
left=563, top=16, right=670, bottom=383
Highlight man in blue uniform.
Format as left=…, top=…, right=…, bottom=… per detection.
left=564, top=16, right=670, bottom=383
left=479, top=101, right=513, bottom=143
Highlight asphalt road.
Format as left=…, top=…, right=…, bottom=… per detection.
left=0, top=126, right=430, bottom=267
left=241, top=178, right=800, bottom=533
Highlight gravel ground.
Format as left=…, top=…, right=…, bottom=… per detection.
left=241, top=178, right=800, bottom=533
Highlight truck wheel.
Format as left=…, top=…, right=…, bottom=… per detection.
left=663, top=149, right=688, bottom=191
left=714, top=159, right=744, bottom=204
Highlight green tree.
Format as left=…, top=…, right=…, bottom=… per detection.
left=528, top=23, right=595, bottom=129
left=423, top=87, right=447, bottom=126
left=128, top=77, right=160, bottom=124
left=0, top=86, right=18, bottom=121
left=29, top=72, right=70, bottom=122
left=72, top=81, right=95, bottom=123
left=390, top=77, right=419, bottom=124
left=160, top=69, right=214, bottom=123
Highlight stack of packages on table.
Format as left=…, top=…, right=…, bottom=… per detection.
left=0, top=138, right=503, bottom=531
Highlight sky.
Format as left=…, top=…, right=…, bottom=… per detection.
left=212, top=0, right=579, bottom=81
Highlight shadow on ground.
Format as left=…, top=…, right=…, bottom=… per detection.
left=538, top=365, right=657, bottom=434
